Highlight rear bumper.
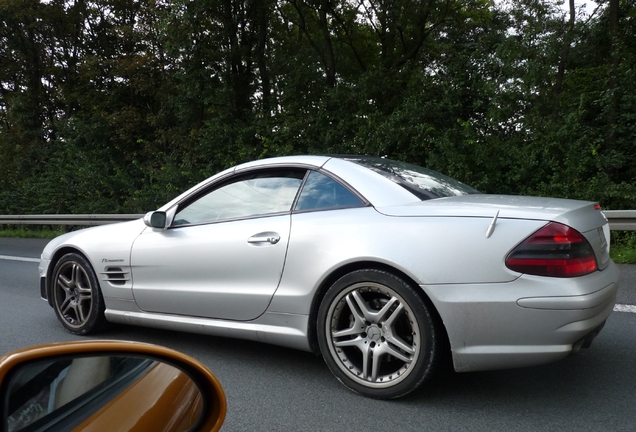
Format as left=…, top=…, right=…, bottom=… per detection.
left=423, top=261, right=620, bottom=372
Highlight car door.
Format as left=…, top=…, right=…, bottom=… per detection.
left=130, top=168, right=306, bottom=321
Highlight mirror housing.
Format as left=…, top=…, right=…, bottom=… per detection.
left=143, top=211, right=167, bottom=229
left=0, top=341, right=226, bottom=432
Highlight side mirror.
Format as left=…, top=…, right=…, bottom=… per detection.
left=0, top=341, right=226, bottom=432
left=143, top=211, right=167, bottom=229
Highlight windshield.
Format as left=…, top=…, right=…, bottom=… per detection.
left=341, top=156, right=480, bottom=200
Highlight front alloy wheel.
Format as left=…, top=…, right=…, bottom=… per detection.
left=51, top=253, right=107, bottom=335
left=318, top=270, right=440, bottom=399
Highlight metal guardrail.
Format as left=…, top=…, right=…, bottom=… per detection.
left=0, top=214, right=144, bottom=226
left=603, top=210, right=636, bottom=231
left=0, top=210, right=634, bottom=230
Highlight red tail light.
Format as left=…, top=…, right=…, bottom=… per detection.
left=505, top=222, right=597, bottom=277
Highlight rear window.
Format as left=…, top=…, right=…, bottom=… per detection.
left=341, top=156, right=480, bottom=200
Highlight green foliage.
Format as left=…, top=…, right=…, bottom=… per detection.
left=0, top=0, right=634, bottom=216
left=0, top=227, right=65, bottom=239
left=610, top=232, right=636, bottom=264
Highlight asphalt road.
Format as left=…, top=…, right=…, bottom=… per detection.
left=1, top=238, right=635, bottom=431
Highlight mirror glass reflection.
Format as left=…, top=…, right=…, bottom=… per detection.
left=5, top=355, right=203, bottom=432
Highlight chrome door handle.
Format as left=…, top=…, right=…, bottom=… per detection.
left=248, top=234, right=280, bottom=244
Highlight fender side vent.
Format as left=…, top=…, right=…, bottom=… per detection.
left=101, top=267, right=130, bottom=286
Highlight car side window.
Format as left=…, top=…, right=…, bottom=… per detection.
left=173, top=170, right=305, bottom=226
left=295, top=171, right=364, bottom=211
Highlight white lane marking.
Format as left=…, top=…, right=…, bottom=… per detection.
left=0, top=255, right=40, bottom=263
left=614, top=304, right=636, bottom=314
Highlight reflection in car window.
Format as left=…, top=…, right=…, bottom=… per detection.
left=173, top=170, right=305, bottom=226
left=343, top=156, right=480, bottom=200
left=295, top=171, right=363, bottom=211
left=6, top=356, right=152, bottom=432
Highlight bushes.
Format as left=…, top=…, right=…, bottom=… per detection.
left=0, top=0, right=634, bottom=214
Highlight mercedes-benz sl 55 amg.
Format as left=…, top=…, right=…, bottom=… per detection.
left=39, top=155, right=619, bottom=399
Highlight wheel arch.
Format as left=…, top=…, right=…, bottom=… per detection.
left=307, top=261, right=451, bottom=360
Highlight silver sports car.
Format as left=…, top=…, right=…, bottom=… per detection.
left=39, top=155, right=620, bottom=399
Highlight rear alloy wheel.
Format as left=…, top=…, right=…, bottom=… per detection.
left=51, top=253, right=107, bottom=335
left=317, top=269, right=440, bottom=399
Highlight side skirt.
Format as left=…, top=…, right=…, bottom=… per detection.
left=104, top=309, right=312, bottom=352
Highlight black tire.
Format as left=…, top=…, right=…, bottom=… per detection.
left=317, top=269, right=440, bottom=399
left=51, top=252, right=108, bottom=335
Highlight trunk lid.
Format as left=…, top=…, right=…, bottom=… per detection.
left=375, top=194, right=611, bottom=270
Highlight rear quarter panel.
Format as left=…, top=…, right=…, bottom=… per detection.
left=269, top=207, right=546, bottom=315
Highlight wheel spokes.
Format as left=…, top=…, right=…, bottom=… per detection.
left=55, top=262, right=92, bottom=326
left=59, top=297, right=73, bottom=315
left=332, top=295, right=367, bottom=338
left=334, top=336, right=375, bottom=380
left=383, top=303, right=416, bottom=356
left=75, top=299, right=87, bottom=323
left=350, top=290, right=398, bottom=324
left=57, top=273, right=73, bottom=294
left=330, top=286, right=418, bottom=384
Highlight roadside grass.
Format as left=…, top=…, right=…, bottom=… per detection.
left=0, top=228, right=65, bottom=239
left=611, top=245, right=636, bottom=264
left=610, top=232, right=636, bottom=264
left=2, top=228, right=636, bottom=264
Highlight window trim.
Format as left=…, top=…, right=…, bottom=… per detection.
left=292, top=169, right=370, bottom=214
left=169, top=167, right=308, bottom=228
